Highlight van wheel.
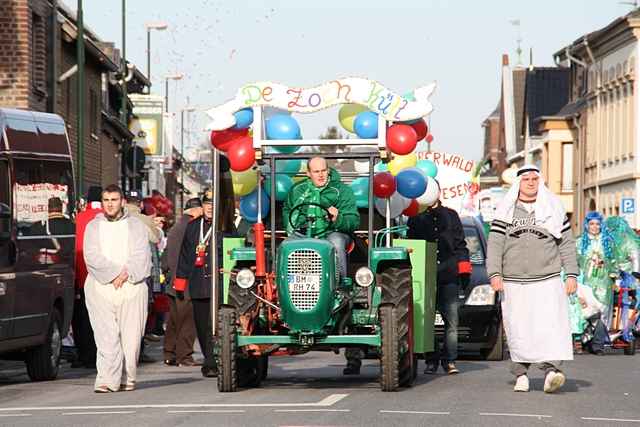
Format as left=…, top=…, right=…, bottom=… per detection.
left=25, top=310, right=62, bottom=381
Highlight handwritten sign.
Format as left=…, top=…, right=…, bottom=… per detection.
left=15, top=183, right=69, bottom=223
left=416, top=146, right=477, bottom=214
left=206, top=78, right=436, bottom=131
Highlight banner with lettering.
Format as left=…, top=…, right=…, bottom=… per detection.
left=15, top=183, right=69, bottom=223
left=206, top=78, right=436, bottom=131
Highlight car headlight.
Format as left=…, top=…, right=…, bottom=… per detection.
left=355, top=267, right=374, bottom=287
left=236, top=268, right=255, bottom=289
left=465, top=284, right=495, bottom=306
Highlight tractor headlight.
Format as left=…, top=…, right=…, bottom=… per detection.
left=236, top=268, right=255, bottom=289
left=465, top=284, right=496, bottom=306
left=355, top=267, right=374, bottom=287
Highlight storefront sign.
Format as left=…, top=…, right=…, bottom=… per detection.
left=130, top=94, right=164, bottom=157
left=206, top=78, right=436, bottom=131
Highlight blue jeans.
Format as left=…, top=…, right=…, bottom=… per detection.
left=428, top=282, right=459, bottom=363
left=325, top=232, right=351, bottom=278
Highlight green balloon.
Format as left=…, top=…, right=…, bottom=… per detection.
left=416, top=159, right=438, bottom=178
left=350, top=177, right=369, bottom=208
left=273, top=145, right=300, bottom=154
left=264, top=174, right=294, bottom=202
left=374, top=162, right=388, bottom=172
left=275, top=159, right=302, bottom=176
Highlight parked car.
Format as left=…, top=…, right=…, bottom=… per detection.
left=0, top=108, right=75, bottom=380
left=434, top=216, right=506, bottom=360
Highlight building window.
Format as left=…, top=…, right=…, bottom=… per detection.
left=562, top=143, right=573, bottom=192
left=31, top=12, right=46, bottom=91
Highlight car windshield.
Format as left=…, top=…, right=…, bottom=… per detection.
left=464, top=226, right=485, bottom=264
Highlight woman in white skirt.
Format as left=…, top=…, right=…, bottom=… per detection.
left=487, top=165, right=578, bottom=393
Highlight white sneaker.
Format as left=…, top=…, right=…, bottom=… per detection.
left=543, top=371, right=565, bottom=393
left=513, top=375, right=529, bottom=392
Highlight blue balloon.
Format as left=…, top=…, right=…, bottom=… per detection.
left=233, top=108, right=254, bottom=129
left=396, top=167, right=427, bottom=199
left=350, top=178, right=370, bottom=208
left=354, top=111, right=378, bottom=139
left=266, top=114, right=301, bottom=140
left=275, top=159, right=302, bottom=176
left=239, top=188, right=270, bottom=223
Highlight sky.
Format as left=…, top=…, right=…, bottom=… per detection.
left=77, top=0, right=632, bottom=161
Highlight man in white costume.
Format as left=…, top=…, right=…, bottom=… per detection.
left=84, top=184, right=152, bottom=393
left=487, top=165, right=578, bottom=393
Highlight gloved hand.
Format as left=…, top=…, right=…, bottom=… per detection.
left=176, top=290, right=184, bottom=300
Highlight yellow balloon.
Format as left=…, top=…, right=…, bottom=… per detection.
left=388, top=153, right=417, bottom=176
left=231, top=168, right=258, bottom=196
left=338, top=104, right=367, bottom=134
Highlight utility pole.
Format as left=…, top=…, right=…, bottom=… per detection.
left=76, top=0, right=85, bottom=197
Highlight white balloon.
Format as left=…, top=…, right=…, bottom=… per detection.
left=417, top=176, right=440, bottom=207
left=375, top=192, right=411, bottom=218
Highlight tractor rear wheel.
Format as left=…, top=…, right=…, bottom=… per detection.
left=378, top=266, right=414, bottom=391
left=217, top=306, right=238, bottom=392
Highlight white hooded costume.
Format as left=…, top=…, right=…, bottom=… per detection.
left=83, top=208, right=151, bottom=391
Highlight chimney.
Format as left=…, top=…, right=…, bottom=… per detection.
left=502, top=54, right=509, bottom=66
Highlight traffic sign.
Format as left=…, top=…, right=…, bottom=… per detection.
left=621, top=198, right=635, bottom=214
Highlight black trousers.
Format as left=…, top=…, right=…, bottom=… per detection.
left=71, top=288, right=96, bottom=366
left=191, top=298, right=216, bottom=369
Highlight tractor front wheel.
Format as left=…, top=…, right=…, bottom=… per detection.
left=217, top=306, right=238, bottom=392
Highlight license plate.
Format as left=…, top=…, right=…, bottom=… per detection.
left=288, top=274, right=320, bottom=292
left=434, top=312, right=444, bottom=326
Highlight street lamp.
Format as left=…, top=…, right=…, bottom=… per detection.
left=164, top=73, right=184, bottom=113
left=180, top=106, right=196, bottom=210
left=144, top=21, right=168, bottom=84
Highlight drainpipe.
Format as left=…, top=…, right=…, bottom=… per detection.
left=48, top=0, right=58, bottom=113
left=572, top=114, right=583, bottom=226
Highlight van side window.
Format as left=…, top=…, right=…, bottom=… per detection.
left=0, top=159, right=10, bottom=239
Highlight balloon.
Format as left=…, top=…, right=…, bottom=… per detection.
left=350, top=178, right=370, bottom=208
left=396, top=167, right=427, bottom=199
left=374, top=162, right=388, bottom=172
left=386, top=124, right=418, bottom=155
left=227, top=136, right=255, bottom=172
left=409, top=119, right=428, bottom=141
left=239, top=188, right=270, bottom=223
left=264, top=174, right=294, bottom=202
left=275, top=158, right=302, bottom=176
left=210, top=127, right=249, bottom=152
left=417, top=176, right=440, bottom=208
left=233, top=108, right=253, bottom=129
left=403, top=199, right=420, bottom=217
left=231, top=168, right=258, bottom=196
left=416, top=159, right=438, bottom=178
left=273, top=144, right=300, bottom=154
left=388, top=153, right=417, bottom=176
left=373, top=172, right=396, bottom=198
left=266, top=114, right=301, bottom=140
left=425, top=133, right=434, bottom=143
left=402, top=91, right=416, bottom=102
left=375, top=192, right=411, bottom=218
left=338, top=104, right=367, bottom=133
left=354, top=111, right=378, bottom=139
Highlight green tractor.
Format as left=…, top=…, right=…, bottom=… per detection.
left=206, top=83, right=437, bottom=392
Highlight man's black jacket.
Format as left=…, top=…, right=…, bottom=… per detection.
left=407, top=204, right=470, bottom=285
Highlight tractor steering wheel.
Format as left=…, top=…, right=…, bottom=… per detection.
left=289, top=202, right=332, bottom=238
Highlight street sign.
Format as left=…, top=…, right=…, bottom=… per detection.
left=621, top=198, right=635, bottom=214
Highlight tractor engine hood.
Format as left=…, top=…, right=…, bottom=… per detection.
left=277, top=238, right=338, bottom=334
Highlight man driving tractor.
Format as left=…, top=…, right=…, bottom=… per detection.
left=283, top=156, right=359, bottom=278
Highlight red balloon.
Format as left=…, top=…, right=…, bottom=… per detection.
left=409, top=119, right=428, bottom=141
left=386, top=124, right=418, bottom=155
left=227, top=136, right=255, bottom=172
left=402, top=199, right=420, bottom=217
left=210, top=127, right=249, bottom=152
left=425, top=133, right=434, bottom=144
left=373, top=172, right=396, bottom=198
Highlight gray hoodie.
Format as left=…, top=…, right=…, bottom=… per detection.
left=487, top=202, right=578, bottom=283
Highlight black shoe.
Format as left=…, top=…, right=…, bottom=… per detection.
left=342, top=364, right=361, bottom=375
left=424, top=361, right=439, bottom=374
left=201, top=366, right=219, bottom=378
left=164, top=358, right=177, bottom=366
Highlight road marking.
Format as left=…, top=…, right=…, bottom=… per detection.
left=62, top=411, right=136, bottom=415
left=168, top=410, right=245, bottom=414
left=480, top=412, right=552, bottom=419
left=582, top=417, right=640, bottom=423
left=0, top=414, right=31, bottom=417
left=0, top=393, right=349, bottom=412
left=274, top=409, right=351, bottom=413
left=380, top=410, right=450, bottom=415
